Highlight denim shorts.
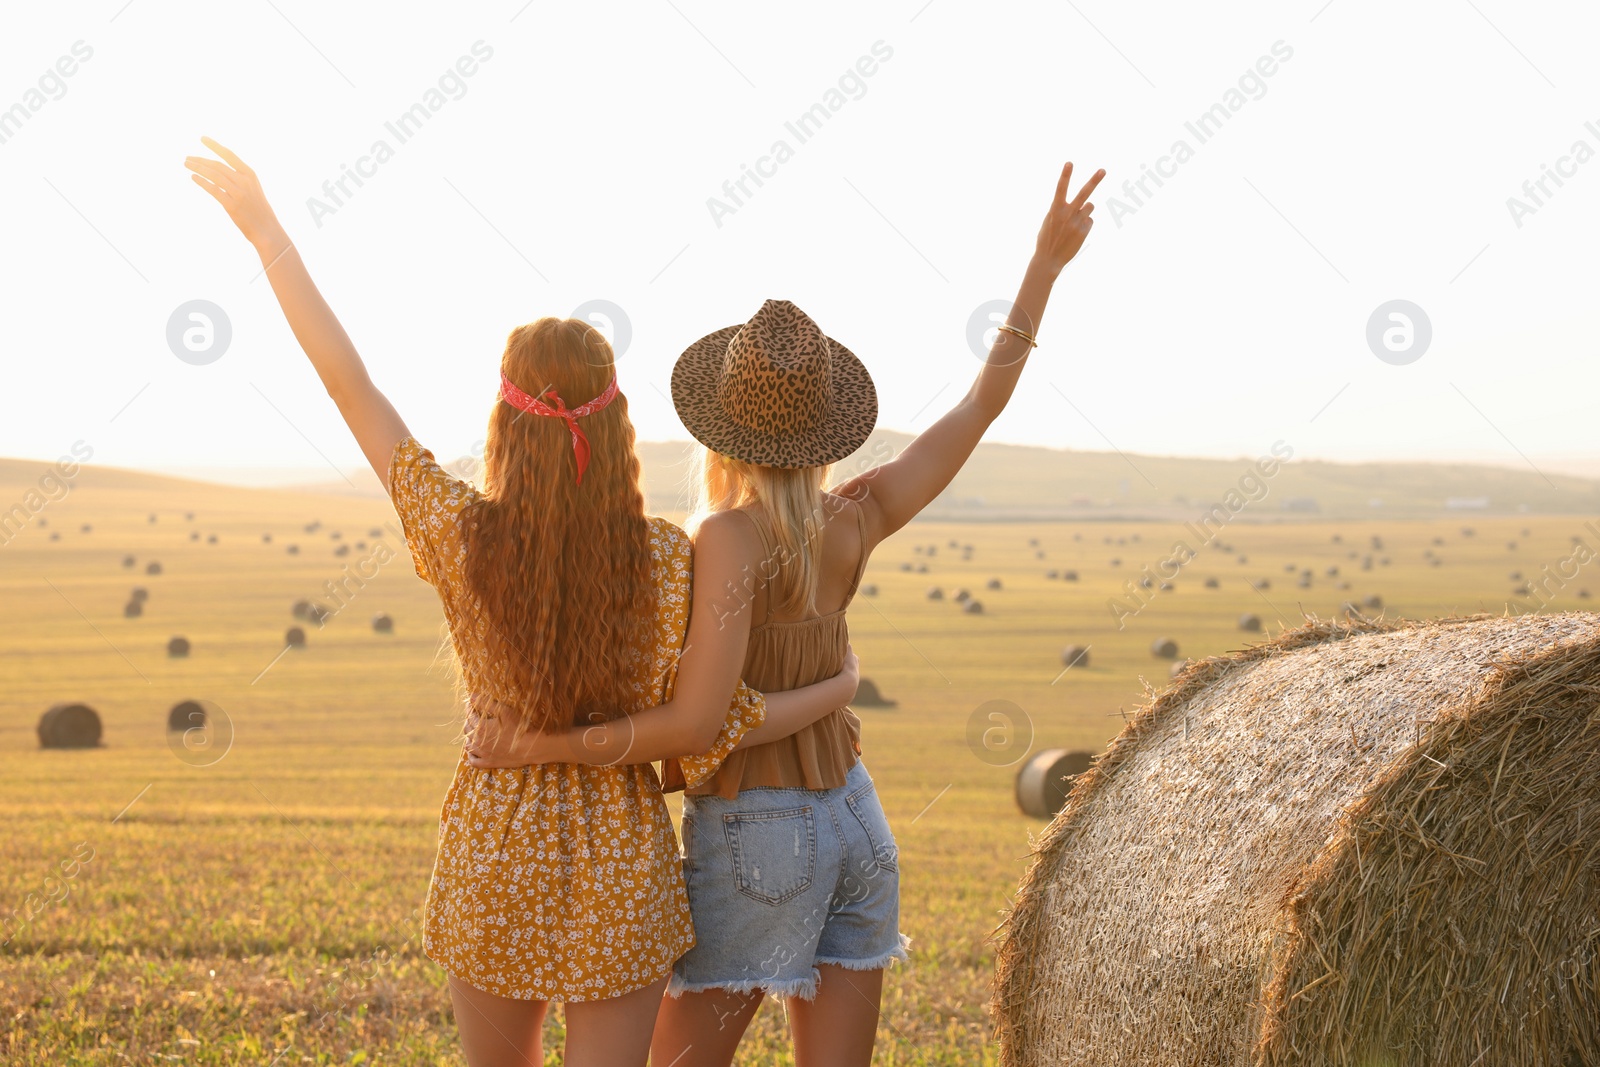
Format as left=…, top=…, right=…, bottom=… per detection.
left=669, top=760, right=911, bottom=1001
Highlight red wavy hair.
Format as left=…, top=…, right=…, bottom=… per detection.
left=463, top=317, right=652, bottom=734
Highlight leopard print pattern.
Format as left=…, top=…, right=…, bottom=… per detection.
left=673, top=299, right=878, bottom=469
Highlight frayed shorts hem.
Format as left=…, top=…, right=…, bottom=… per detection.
left=666, top=970, right=821, bottom=1002
left=814, top=932, right=912, bottom=973
left=666, top=934, right=911, bottom=1002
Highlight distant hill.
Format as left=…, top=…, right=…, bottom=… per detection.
left=5, top=436, right=1598, bottom=522
left=636, top=432, right=1600, bottom=521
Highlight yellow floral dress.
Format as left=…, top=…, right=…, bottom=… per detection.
left=388, top=437, right=765, bottom=1001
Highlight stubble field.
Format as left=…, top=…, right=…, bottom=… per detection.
left=1, top=468, right=1590, bottom=1064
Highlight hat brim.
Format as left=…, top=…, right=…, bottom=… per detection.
left=671, top=323, right=878, bottom=469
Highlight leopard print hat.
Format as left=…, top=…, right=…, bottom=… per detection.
left=671, top=299, right=878, bottom=469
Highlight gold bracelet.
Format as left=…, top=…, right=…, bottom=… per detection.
left=996, top=323, right=1038, bottom=348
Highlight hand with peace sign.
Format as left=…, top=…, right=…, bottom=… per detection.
left=1033, top=162, right=1105, bottom=278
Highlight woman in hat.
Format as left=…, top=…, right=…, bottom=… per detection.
left=185, top=137, right=861, bottom=1067
left=481, top=161, right=1105, bottom=1065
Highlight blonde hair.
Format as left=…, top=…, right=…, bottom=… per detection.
left=687, top=448, right=833, bottom=617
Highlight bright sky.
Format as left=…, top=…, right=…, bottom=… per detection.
left=2, top=0, right=1597, bottom=481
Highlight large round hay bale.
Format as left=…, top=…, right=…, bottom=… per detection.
left=145, top=561, right=162, bottom=576
left=37, top=703, right=102, bottom=749
left=1238, top=612, right=1262, bottom=632
left=995, top=614, right=1600, bottom=1066
left=1015, top=749, right=1095, bottom=819
left=285, top=626, right=307, bottom=649
left=1059, top=645, right=1090, bottom=670
left=1150, top=637, right=1179, bottom=659
left=122, top=555, right=135, bottom=568
left=123, top=600, right=142, bottom=619
left=987, top=578, right=1003, bottom=590
left=168, top=699, right=205, bottom=732
left=852, top=677, right=896, bottom=708
left=372, top=612, right=394, bottom=633
left=963, top=599, right=984, bottom=614
left=167, top=636, right=190, bottom=658
left=926, top=587, right=943, bottom=600
left=859, top=583, right=878, bottom=597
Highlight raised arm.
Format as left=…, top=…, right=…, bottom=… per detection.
left=466, top=512, right=856, bottom=769
left=185, top=137, right=409, bottom=488
left=837, top=162, right=1104, bottom=545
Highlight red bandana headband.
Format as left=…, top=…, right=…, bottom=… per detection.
left=498, top=372, right=620, bottom=486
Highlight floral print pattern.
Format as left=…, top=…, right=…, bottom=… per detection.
left=388, top=437, right=765, bottom=1000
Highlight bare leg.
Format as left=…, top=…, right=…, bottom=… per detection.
left=561, top=975, right=670, bottom=1067
left=447, top=975, right=548, bottom=1067
left=650, top=987, right=765, bottom=1067
left=786, top=965, right=883, bottom=1067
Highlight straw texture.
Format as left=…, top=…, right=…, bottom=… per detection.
left=993, top=613, right=1600, bottom=1066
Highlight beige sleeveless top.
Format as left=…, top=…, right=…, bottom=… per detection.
left=663, top=500, right=870, bottom=799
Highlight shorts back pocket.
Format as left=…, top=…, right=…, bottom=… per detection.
left=723, top=806, right=816, bottom=906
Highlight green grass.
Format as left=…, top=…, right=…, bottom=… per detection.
left=2, top=469, right=1593, bottom=1063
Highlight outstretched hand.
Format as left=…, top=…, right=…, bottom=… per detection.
left=1033, top=162, right=1105, bottom=277
left=185, top=136, right=284, bottom=250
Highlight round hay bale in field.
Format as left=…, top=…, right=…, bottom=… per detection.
left=1150, top=637, right=1179, bottom=659
left=1169, top=658, right=1189, bottom=679
left=898, top=561, right=912, bottom=572
left=954, top=588, right=972, bottom=604
left=1045, top=570, right=1059, bottom=580
left=964, top=600, right=984, bottom=614
left=860, top=583, right=878, bottom=597
left=285, top=626, right=307, bottom=649
left=123, top=599, right=142, bottom=619
left=122, top=554, right=135, bottom=568
left=333, top=544, right=350, bottom=557
left=262, top=533, right=272, bottom=543
left=368, top=527, right=383, bottom=538
left=148, top=513, right=157, bottom=523
left=167, top=636, right=190, bottom=658
left=994, top=614, right=1600, bottom=1067
left=1158, top=581, right=1173, bottom=592
left=1015, top=749, right=1095, bottom=819
left=1238, top=612, right=1262, bottom=632
left=1363, top=593, right=1384, bottom=610
left=145, top=561, right=162, bottom=576
left=80, top=524, right=91, bottom=534
left=1203, top=577, right=1219, bottom=589
left=926, top=587, right=944, bottom=600
left=37, top=703, right=102, bottom=749
left=49, top=531, right=60, bottom=541
left=185, top=512, right=195, bottom=522
left=372, top=612, right=394, bottom=633
left=1060, top=644, right=1090, bottom=670
left=130, top=587, right=149, bottom=603
left=189, top=531, right=200, bottom=542
left=987, top=578, right=1003, bottom=590
left=1060, top=570, right=1078, bottom=582
left=292, top=599, right=313, bottom=620
left=286, top=544, right=300, bottom=556
left=207, top=534, right=218, bottom=545
left=168, top=699, right=205, bottom=732
left=852, top=677, right=896, bottom=708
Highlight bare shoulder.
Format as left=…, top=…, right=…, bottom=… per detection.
left=693, top=508, right=762, bottom=561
